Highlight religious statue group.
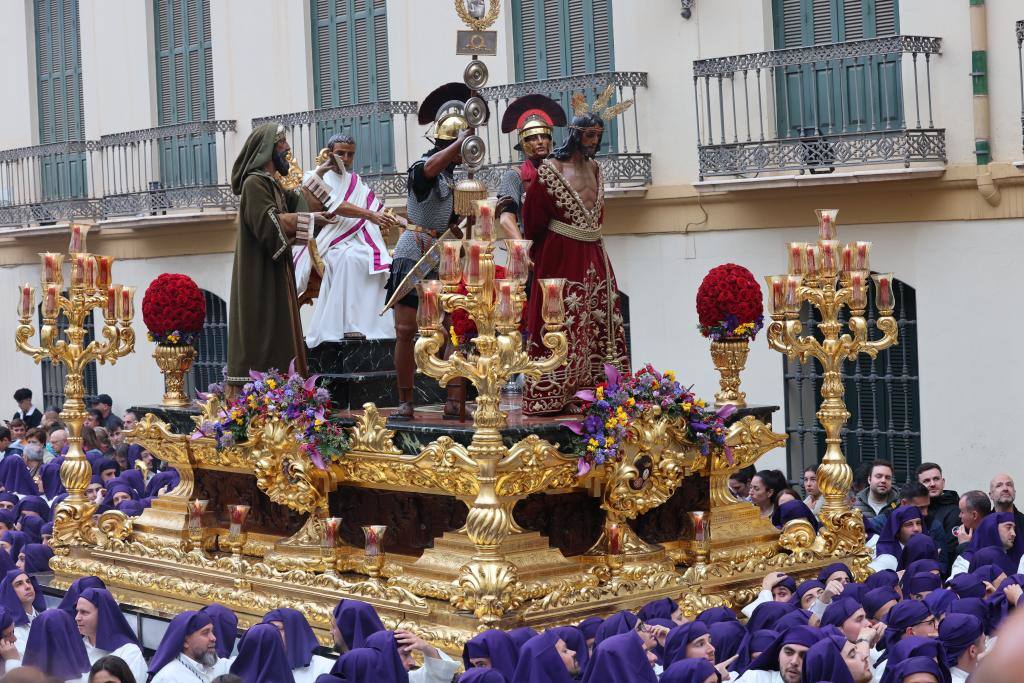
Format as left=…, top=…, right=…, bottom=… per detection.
left=225, top=81, right=631, bottom=418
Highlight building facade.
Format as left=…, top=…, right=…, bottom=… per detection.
left=1, top=0, right=1022, bottom=491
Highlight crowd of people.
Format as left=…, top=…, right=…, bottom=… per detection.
left=2, top=385, right=1023, bottom=682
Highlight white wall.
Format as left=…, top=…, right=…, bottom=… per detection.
left=0, top=252, right=232, bottom=414
left=606, top=215, right=1024, bottom=491
left=0, top=0, right=38, bottom=150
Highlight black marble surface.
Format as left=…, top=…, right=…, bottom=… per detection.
left=131, top=404, right=201, bottom=435
left=307, top=338, right=394, bottom=375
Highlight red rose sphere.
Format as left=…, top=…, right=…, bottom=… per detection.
left=696, top=264, right=764, bottom=330
left=142, top=273, right=206, bottom=336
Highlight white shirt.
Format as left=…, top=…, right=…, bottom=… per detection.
left=150, top=654, right=230, bottom=683
left=408, top=649, right=461, bottom=683
left=742, top=589, right=772, bottom=618
left=950, top=666, right=970, bottom=683
left=293, top=653, right=336, bottom=683
left=735, top=669, right=784, bottom=683
left=13, top=608, right=38, bottom=657
left=84, top=638, right=148, bottom=683
left=950, top=554, right=970, bottom=578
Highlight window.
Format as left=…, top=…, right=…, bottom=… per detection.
left=311, top=0, right=394, bottom=175
left=154, top=0, right=217, bottom=187
left=35, top=0, right=87, bottom=201
left=511, top=0, right=617, bottom=150
left=190, top=290, right=228, bottom=397
left=39, top=303, right=98, bottom=411
left=783, top=277, right=920, bottom=484
left=772, top=0, right=902, bottom=138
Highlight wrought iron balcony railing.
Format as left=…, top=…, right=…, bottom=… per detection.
left=475, top=71, right=651, bottom=191
left=0, top=120, right=238, bottom=229
left=692, top=36, right=946, bottom=179
left=1017, top=21, right=1024, bottom=156
left=0, top=140, right=102, bottom=227
left=252, top=100, right=418, bottom=201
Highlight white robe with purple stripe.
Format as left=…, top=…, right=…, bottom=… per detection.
left=294, top=168, right=395, bottom=345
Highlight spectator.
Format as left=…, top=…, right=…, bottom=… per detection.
left=121, top=410, right=138, bottom=433
left=917, top=462, right=960, bottom=533
left=91, top=395, right=123, bottom=432
left=93, top=428, right=115, bottom=457
left=0, top=428, right=19, bottom=458
left=11, top=390, right=41, bottom=429
left=40, top=410, right=60, bottom=429
left=954, top=490, right=992, bottom=549
left=989, top=474, right=1024, bottom=534
left=83, top=409, right=101, bottom=430
left=88, top=654, right=139, bottom=683
left=750, top=470, right=787, bottom=519
left=19, top=429, right=46, bottom=479
left=729, top=466, right=755, bottom=501
left=853, top=460, right=899, bottom=521
left=7, top=421, right=26, bottom=448
left=802, top=466, right=823, bottom=514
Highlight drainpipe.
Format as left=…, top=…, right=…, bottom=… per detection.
left=970, top=0, right=1001, bottom=205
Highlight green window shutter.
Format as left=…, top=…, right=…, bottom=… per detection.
left=772, top=0, right=903, bottom=137
left=35, top=0, right=87, bottom=200
left=154, top=0, right=215, bottom=188
left=311, top=0, right=393, bottom=175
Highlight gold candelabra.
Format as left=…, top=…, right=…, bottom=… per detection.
left=413, top=199, right=567, bottom=621
left=765, top=210, right=898, bottom=522
left=15, top=223, right=136, bottom=545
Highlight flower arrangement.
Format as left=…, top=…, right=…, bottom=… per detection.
left=564, top=364, right=735, bottom=476
left=142, top=273, right=206, bottom=345
left=696, top=264, right=765, bottom=341
left=193, top=362, right=348, bottom=469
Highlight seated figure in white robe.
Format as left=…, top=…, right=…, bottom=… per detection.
left=294, top=135, right=398, bottom=346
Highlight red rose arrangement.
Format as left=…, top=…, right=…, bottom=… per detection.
left=696, top=263, right=764, bottom=341
left=142, top=273, right=206, bottom=345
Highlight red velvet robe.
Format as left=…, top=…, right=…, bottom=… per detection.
left=522, top=159, right=629, bottom=415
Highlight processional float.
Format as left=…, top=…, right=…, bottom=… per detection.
left=15, top=3, right=898, bottom=652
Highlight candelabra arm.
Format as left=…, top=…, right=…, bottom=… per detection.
left=415, top=328, right=480, bottom=386
left=14, top=323, right=49, bottom=363
left=857, top=315, right=899, bottom=357
left=521, top=326, right=568, bottom=379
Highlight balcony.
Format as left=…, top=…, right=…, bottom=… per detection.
left=251, top=72, right=650, bottom=203
left=0, top=120, right=238, bottom=230
left=692, top=36, right=945, bottom=181
left=474, top=71, right=650, bottom=193
left=252, top=101, right=418, bottom=201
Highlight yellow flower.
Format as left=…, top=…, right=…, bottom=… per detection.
left=596, top=386, right=605, bottom=399
left=604, top=437, right=614, bottom=447
left=449, top=325, right=459, bottom=347
left=626, top=398, right=636, bottom=406
left=267, top=379, right=276, bottom=389
left=664, top=370, right=676, bottom=381
left=696, top=399, right=706, bottom=408
left=588, top=438, right=599, bottom=447
left=605, top=419, right=615, bottom=429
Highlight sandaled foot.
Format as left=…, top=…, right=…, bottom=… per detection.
left=391, top=402, right=415, bottom=421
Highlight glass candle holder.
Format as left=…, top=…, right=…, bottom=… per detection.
left=691, top=511, right=707, bottom=542
left=840, top=243, right=853, bottom=274
left=188, top=499, right=209, bottom=530
left=851, top=241, right=871, bottom=271
left=784, top=275, right=803, bottom=314
left=505, top=239, right=532, bottom=284
left=464, top=240, right=490, bottom=287
left=764, top=275, right=786, bottom=317
left=787, top=242, right=807, bottom=275
left=439, top=240, right=463, bottom=285
left=39, top=253, right=64, bottom=285
left=105, top=285, right=121, bottom=320
left=323, top=517, right=342, bottom=549
left=475, top=198, right=497, bottom=242
left=118, top=285, right=136, bottom=322
left=495, top=279, right=516, bottom=328
left=607, top=523, right=622, bottom=555
left=803, top=244, right=821, bottom=278
left=819, top=240, right=839, bottom=275
left=415, top=280, right=444, bottom=329
left=227, top=504, right=250, bottom=537
left=362, top=525, right=387, bottom=557
left=69, top=223, right=90, bottom=254
left=94, top=255, right=114, bottom=290
left=84, top=255, right=97, bottom=291
left=872, top=273, right=894, bottom=312
left=539, top=278, right=566, bottom=325
left=849, top=270, right=868, bottom=310
left=815, top=209, right=838, bottom=241
left=17, top=284, right=34, bottom=319
left=70, top=253, right=90, bottom=288
left=43, top=284, right=59, bottom=319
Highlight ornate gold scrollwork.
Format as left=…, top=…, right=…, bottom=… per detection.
left=250, top=417, right=325, bottom=515
left=336, top=435, right=479, bottom=497
left=348, top=403, right=402, bottom=454
left=495, top=434, right=577, bottom=497
left=133, top=412, right=196, bottom=499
